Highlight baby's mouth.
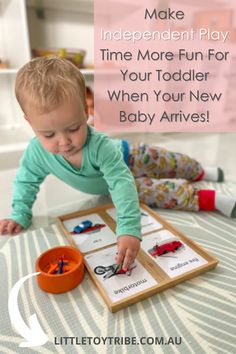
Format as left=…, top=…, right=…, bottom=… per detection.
left=61, top=147, right=74, bottom=155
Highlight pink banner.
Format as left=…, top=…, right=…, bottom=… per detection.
left=94, top=0, right=236, bottom=132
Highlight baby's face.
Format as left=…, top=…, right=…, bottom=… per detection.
left=25, top=98, right=88, bottom=158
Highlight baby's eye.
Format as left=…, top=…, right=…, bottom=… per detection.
left=68, top=125, right=80, bottom=133
left=43, top=132, right=55, bottom=138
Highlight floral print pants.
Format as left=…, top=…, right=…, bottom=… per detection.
left=129, top=144, right=203, bottom=211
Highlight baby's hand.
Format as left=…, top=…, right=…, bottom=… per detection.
left=116, top=235, right=141, bottom=271
left=0, top=219, right=23, bottom=235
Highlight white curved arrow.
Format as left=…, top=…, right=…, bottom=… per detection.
left=8, top=272, right=49, bottom=347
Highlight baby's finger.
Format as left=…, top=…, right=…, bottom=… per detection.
left=115, top=247, right=126, bottom=265
left=0, top=220, right=8, bottom=235
left=13, top=224, right=23, bottom=234
left=122, top=251, right=134, bottom=272
left=7, top=221, right=18, bottom=235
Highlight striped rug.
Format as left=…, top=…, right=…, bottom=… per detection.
left=0, top=181, right=236, bottom=354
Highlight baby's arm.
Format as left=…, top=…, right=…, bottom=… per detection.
left=94, top=137, right=142, bottom=269
left=0, top=140, right=49, bottom=235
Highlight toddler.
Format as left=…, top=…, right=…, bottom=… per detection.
left=0, top=57, right=235, bottom=272
left=0, top=57, right=141, bottom=271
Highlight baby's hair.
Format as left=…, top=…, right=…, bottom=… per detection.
left=15, top=57, right=86, bottom=114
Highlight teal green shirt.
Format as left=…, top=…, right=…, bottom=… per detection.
left=11, top=126, right=141, bottom=239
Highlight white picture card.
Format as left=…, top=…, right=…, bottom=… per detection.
left=106, top=207, right=163, bottom=234
left=141, top=230, right=208, bottom=278
left=85, top=246, right=158, bottom=302
left=63, top=213, right=116, bottom=253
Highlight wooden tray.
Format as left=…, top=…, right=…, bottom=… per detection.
left=57, top=203, right=218, bottom=312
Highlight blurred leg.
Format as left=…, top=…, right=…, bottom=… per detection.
left=136, top=177, right=236, bottom=218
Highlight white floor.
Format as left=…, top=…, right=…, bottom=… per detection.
left=0, top=132, right=235, bottom=230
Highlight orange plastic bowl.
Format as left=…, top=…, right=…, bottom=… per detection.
left=35, top=246, right=84, bottom=294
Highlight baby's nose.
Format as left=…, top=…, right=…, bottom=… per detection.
left=58, top=134, right=71, bottom=146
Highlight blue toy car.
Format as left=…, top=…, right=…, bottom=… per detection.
left=73, top=220, right=93, bottom=234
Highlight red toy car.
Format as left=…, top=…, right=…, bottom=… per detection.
left=148, top=238, right=183, bottom=257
